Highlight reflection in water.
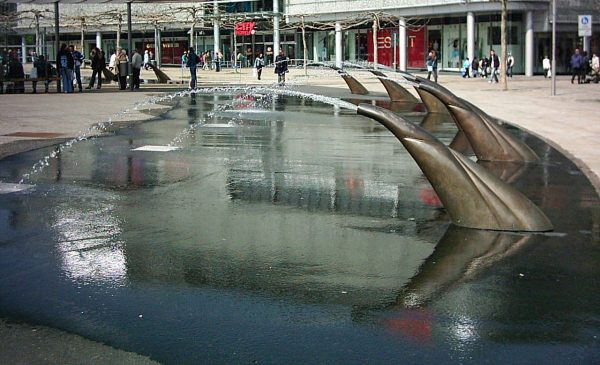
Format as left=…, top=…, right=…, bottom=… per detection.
left=52, top=194, right=127, bottom=286
left=397, top=225, right=539, bottom=308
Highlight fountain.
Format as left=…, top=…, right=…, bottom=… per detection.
left=356, top=103, right=552, bottom=232
left=0, top=82, right=598, bottom=364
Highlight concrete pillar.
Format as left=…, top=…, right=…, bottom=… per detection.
left=127, top=2, right=132, bottom=82
left=583, top=36, right=591, bottom=53
left=467, top=12, right=475, bottom=62
left=399, top=17, right=407, bottom=71
left=335, top=22, right=342, bottom=68
left=213, top=0, right=220, bottom=58
left=273, top=0, right=280, bottom=63
left=525, top=11, right=534, bottom=77
left=96, top=32, right=102, bottom=50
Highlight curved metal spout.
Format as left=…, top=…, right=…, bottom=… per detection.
left=414, top=77, right=540, bottom=162
left=369, top=70, right=420, bottom=103
left=357, top=103, right=553, bottom=232
left=414, top=88, right=450, bottom=114
left=330, top=66, right=369, bottom=95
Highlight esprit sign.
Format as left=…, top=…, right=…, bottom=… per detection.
left=235, top=22, right=256, bottom=36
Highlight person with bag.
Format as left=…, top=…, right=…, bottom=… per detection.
left=254, top=53, right=264, bottom=80
left=426, top=50, right=438, bottom=83
left=542, top=55, right=551, bottom=78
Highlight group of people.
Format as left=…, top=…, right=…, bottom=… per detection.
left=182, top=50, right=220, bottom=72
left=182, top=47, right=289, bottom=89
left=569, top=48, right=599, bottom=84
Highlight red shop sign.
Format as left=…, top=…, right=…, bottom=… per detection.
left=235, top=22, right=256, bottom=36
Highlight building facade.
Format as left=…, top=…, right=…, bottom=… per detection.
left=3, top=0, right=599, bottom=74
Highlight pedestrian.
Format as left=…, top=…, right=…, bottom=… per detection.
left=426, top=50, right=438, bottom=83
left=204, top=51, right=211, bottom=70
left=116, top=48, right=128, bottom=90
left=506, top=52, right=514, bottom=78
left=87, top=47, right=105, bottom=89
left=215, top=51, right=221, bottom=72
left=591, top=52, right=599, bottom=83
left=471, top=56, right=479, bottom=78
left=481, top=56, right=489, bottom=78
left=488, top=49, right=499, bottom=83
left=254, top=53, right=264, bottom=80
left=186, top=47, right=198, bottom=89
left=70, top=44, right=84, bottom=92
left=56, top=43, right=74, bottom=93
left=542, top=55, right=551, bottom=78
left=462, top=57, right=470, bottom=78
left=274, top=48, right=289, bottom=86
left=6, top=51, right=25, bottom=93
left=143, top=49, right=150, bottom=70
left=109, top=49, right=117, bottom=71
left=181, top=50, right=188, bottom=70
left=570, top=48, right=583, bottom=84
left=130, top=48, right=143, bottom=90
left=32, top=54, right=53, bottom=93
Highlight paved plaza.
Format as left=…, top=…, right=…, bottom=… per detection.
left=1, top=65, right=599, bottom=193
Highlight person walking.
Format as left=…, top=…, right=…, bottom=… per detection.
left=542, top=55, right=551, bottom=78
left=591, top=52, right=599, bottom=83
left=481, top=56, right=489, bottom=78
left=426, top=50, right=438, bottom=83
left=143, top=49, right=150, bottom=70
left=186, top=47, right=199, bottom=89
left=462, top=58, right=470, bottom=78
left=56, top=43, right=74, bottom=93
left=254, top=53, right=264, bottom=80
left=570, top=48, right=583, bottom=84
left=471, top=56, right=479, bottom=78
left=488, top=50, right=500, bottom=83
left=87, top=47, right=105, bottom=89
left=274, top=49, right=289, bottom=86
left=109, top=49, right=117, bottom=71
left=506, top=52, right=514, bottom=78
left=70, top=44, right=84, bottom=92
left=204, top=51, right=211, bottom=70
left=215, top=51, right=221, bottom=72
left=116, top=48, right=128, bottom=90
left=130, top=48, right=143, bottom=90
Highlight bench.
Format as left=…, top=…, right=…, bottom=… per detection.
left=0, top=76, right=61, bottom=94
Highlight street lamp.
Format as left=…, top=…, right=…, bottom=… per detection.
left=551, top=0, right=556, bottom=96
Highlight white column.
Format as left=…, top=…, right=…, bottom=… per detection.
left=399, top=17, right=407, bottom=71
left=213, top=0, right=220, bottom=57
left=273, top=0, right=280, bottom=63
left=467, top=12, right=475, bottom=62
left=525, top=11, right=534, bottom=77
left=96, top=32, right=102, bottom=50
left=335, top=22, right=342, bottom=68
left=21, top=36, right=27, bottom=63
